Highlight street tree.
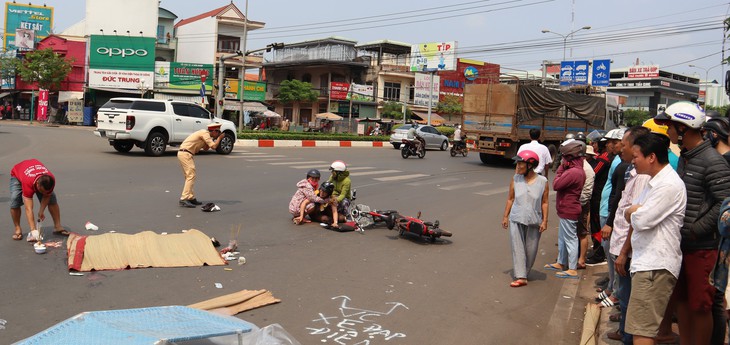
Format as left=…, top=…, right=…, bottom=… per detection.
left=623, top=109, right=650, bottom=127
left=381, top=101, right=412, bottom=120
left=15, top=48, right=73, bottom=90
left=435, top=95, right=462, bottom=122
left=277, top=79, right=318, bottom=104
left=0, top=55, right=17, bottom=88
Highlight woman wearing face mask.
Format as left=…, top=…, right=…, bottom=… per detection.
left=501, top=150, right=549, bottom=287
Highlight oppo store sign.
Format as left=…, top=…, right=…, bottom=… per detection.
left=88, top=35, right=155, bottom=71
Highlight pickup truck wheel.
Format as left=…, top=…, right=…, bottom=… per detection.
left=216, top=133, right=234, bottom=155
left=144, top=132, right=167, bottom=156
left=112, top=141, right=134, bottom=153
left=392, top=143, right=401, bottom=149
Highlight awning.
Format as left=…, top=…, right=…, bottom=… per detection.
left=412, top=111, right=446, bottom=125
left=0, top=91, right=17, bottom=99
left=223, top=100, right=268, bottom=112
left=155, top=93, right=206, bottom=104
left=58, top=91, right=83, bottom=103
left=251, top=109, right=281, bottom=118
left=88, top=87, right=143, bottom=95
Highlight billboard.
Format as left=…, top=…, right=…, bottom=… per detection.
left=414, top=73, right=440, bottom=106
left=410, top=41, right=457, bottom=72
left=242, top=81, right=266, bottom=102
left=15, top=28, right=35, bottom=50
left=591, top=59, right=611, bottom=86
left=628, top=65, right=659, bottom=78
left=4, top=3, right=53, bottom=51
left=347, top=83, right=374, bottom=102
left=439, top=59, right=500, bottom=99
left=154, top=62, right=213, bottom=90
left=88, top=35, right=155, bottom=89
left=330, top=82, right=350, bottom=100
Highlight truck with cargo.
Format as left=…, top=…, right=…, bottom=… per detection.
left=462, top=79, right=609, bottom=164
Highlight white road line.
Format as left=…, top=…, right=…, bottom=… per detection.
left=244, top=156, right=288, bottom=161
left=474, top=187, right=509, bottom=196
left=230, top=152, right=268, bottom=155
left=268, top=161, right=323, bottom=165
left=289, top=165, right=332, bottom=169
left=374, top=174, right=430, bottom=181
left=439, top=181, right=493, bottom=190
left=406, top=177, right=462, bottom=186
left=346, top=167, right=375, bottom=171
left=349, top=170, right=402, bottom=177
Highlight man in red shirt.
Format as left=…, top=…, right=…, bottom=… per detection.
left=10, top=159, right=67, bottom=241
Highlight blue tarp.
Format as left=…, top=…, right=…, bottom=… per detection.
left=14, top=306, right=254, bottom=345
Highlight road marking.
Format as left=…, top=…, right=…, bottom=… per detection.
left=349, top=170, right=401, bottom=177
left=290, top=164, right=332, bottom=169
left=268, top=160, right=319, bottom=165
left=346, top=167, right=375, bottom=171
left=439, top=181, right=492, bottom=190
left=406, top=177, right=462, bottom=186
left=244, top=156, right=288, bottom=161
left=373, top=174, right=430, bottom=181
left=230, top=152, right=267, bottom=155
left=474, top=187, right=509, bottom=196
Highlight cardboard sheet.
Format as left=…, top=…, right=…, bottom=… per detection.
left=67, top=229, right=226, bottom=272
left=189, top=289, right=281, bottom=316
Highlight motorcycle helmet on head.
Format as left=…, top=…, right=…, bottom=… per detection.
left=330, top=160, right=347, bottom=172
left=560, top=139, right=584, bottom=159
left=642, top=119, right=669, bottom=138
left=513, top=150, right=540, bottom=173
left=654, top=101, right=705, bottom=147
left=319, top=181, right=335, bottom=196
left=564, top=133, right=575, bottom=141
left=575, top=132, right=587, bottom=143
left=306, top=169, right=321, bottom=179
left=702, top=117, right=730, bottom=147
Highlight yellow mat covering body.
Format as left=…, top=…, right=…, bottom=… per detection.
left=67, top=229, right=226, bottom=272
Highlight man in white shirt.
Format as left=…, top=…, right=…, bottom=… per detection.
left=517, top=129, right=553, bottom=178
left=624, top=133, right=686, bottom=345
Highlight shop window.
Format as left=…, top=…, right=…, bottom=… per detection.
left=384, top=82, right=401, bottom=101
left=302, top=73, right=311, bottom=83
left=283, top=108, right=293, bottom=121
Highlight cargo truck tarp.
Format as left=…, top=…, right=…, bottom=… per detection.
left=518, top=86, right=606, bottom=127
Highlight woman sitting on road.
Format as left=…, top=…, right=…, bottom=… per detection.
left=289, top=169, right=327, bottom=225
left=501, top=150, right=549, bottom=287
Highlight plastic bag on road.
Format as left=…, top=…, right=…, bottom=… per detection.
left=182, top=323, right=300, bottom=345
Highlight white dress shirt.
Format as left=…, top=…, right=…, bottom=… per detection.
left=629, top=164, right=686, bottom=278
left=609, top=166, right=650, bottom=257
left=517, top=140, right=553, bottom=174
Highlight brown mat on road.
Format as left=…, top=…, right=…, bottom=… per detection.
left=189, top=289, right=281, bottom=316
left=67, top=229, right=226, bottom=272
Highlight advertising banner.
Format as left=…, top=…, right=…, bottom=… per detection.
left=573, top=60, right=589, bottom=85
left=224, top=78, right=239, bottom=99
left=36, top=88, right=48, bottom=121
left=628, top=65, right=659, bottom=78
left=67, top=99, right=84, bottom=123
left=154, top=61, right=213, bottom=90
left=15, top=28, right=35, bottom=50
left=347, top=83, right=374, bottom=101
left=242, top=81, right=266, bottom=102
left=88, top=35, right=155, bottom=89
left=410, top=41, right=457, bottom=72
left=559, top=61, right=574, bottom=86
left=4, top=3, right=53, bottom=51
left=414, top=73, right=440, bottom=106
left=330, top=81, right=350, bottom=100
left=591, top=59, right=611, bottom=86
left=89, top=69, right=154, bottom=89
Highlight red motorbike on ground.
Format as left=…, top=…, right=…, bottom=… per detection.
left=393, top=211, right=452, bottom=242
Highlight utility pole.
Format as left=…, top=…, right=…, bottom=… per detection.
left=238, top=0, right=249, bottom=130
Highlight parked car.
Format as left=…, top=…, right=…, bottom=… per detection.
left=389, top=124, right=449, bottom=150
left=93, top=98, right=236, bottom=156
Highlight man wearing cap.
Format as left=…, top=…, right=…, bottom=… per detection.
left=654, top=101, right=730, bottom=345
left=177, top=123, right=227, bottom=208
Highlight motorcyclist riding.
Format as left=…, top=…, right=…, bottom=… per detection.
left=453, top=124, right=466, bottom=150
left=407, top=123, right=425, bottom=151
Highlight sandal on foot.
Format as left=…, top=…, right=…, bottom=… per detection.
left=544, top=263, right=562, bottom=271
left=555, top=271, right=579, bottom=279
left=509, top=280, right=527, bottom=288
left=595, top=290, right=611, bottom=302
left=53, top=229, right=70, bottom=236
left=12, top=231, right=22, bottom=240
left=599, top=297, right=617, bottom=308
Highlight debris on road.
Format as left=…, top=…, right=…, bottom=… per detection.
left=85, top=222, right=99, bottom=231
left=188, top=289, right=281, bottom=316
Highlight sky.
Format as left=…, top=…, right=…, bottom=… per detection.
left=4, top=0, right=729, bottom=83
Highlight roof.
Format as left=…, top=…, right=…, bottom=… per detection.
left=282, top=36, right=358, bottom=48
left=356, top=39, right=412, bottom=54
left=174, top=3, right=264, bottom=29
left=159, top=7, right=178, bottom=20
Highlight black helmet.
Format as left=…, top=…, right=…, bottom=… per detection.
left=320, top=181, right=335, bottom=195
left=306, top=169, right=321, bottom=179
left=575, top=132, right=587, bottom=143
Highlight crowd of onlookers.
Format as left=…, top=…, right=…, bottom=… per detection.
left=503, top=101, right=730, bottom=344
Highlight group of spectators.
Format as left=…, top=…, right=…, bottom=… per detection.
left=504, top=101, right=730, bottom=344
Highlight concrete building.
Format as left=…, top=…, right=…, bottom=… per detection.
left=608, top=66, right=699, bottom=116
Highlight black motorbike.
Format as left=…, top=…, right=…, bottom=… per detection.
left=401, top=138, right=426, bottom=159
left=450, top=140, right=467, bottom=157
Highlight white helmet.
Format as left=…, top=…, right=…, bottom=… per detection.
left=654, top=101, right=705, bottom=129
left=603, top=128, right=626, bottom=140
left=330, top=160, right=347, bottom=172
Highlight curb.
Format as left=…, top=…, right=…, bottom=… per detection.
left=236, top=139, right=390, bottom=148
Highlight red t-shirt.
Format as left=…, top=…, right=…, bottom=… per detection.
left=10, top=159, right=55, bottom=198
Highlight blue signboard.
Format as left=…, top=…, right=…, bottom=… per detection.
left=573, top=60, right=589, bottom=85
left=559, top=61, right=574, bottom=86
left=592, top=59, right=611, bottom=86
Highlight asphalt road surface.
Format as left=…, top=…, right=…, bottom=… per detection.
left=0, top=123, right=590, bottom=344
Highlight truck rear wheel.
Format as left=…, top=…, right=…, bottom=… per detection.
left=144, top=132, right=167, bottom=156
left=479, top=152, right=497, bottom=164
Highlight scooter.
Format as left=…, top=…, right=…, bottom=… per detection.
left=394, top=211, right=452, bottom=242
left=450, top=140, right=468, bottom=157
left=401, top=138, right=426, bottom=159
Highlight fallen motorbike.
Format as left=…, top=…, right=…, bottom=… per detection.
left=394, top=211, right=452, bottom=242
left=401, top=138, right=425, bottom=159
left=450, top=140, right=468, bottom=157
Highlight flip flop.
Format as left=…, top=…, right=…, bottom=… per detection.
left=510, top=280, right=528, bottom=288
left=555, top=271, right=579, bottom=279
left=599, top=297, right=617, bottom=308
left=12, top=231, right=23, bottom=241
left=53, top=229, right=70, bottom=236
left=544, top=263, right=562, bottom=271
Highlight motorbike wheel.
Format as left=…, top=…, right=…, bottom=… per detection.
left=417, top=148, right=426, bottom=159
left=401, top=146, right=410, bottom=159
left=450, top=146, right=457, bottom=157
left=462, top=148, right=468, bottom=157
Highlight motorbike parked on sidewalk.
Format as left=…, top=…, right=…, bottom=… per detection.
left=450, top=140, right=467, bottom=157
left=401, top=138, right=425, bottom=159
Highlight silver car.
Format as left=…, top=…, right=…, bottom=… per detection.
left=389, top=124, right=449, bottom=150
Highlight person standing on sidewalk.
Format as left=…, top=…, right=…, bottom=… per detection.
left=654, top=101, right=730, bottom=345
left=575, top=135, right=595, bottom=270
left=501, top=150, right=549, bottom=288
left=624, top=132, right=686, bottom=345
left=544, top=139, right=585, bottom=279
left=177, top=123, right=227, bottom=208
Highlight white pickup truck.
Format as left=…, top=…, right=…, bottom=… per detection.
left=93, top=98, right=237, bottom=156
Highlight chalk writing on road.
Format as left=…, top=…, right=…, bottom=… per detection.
left=306, top=295, right=408, bottom=344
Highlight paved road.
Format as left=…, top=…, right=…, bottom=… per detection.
left=0, top=123, right=594, bottom=344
